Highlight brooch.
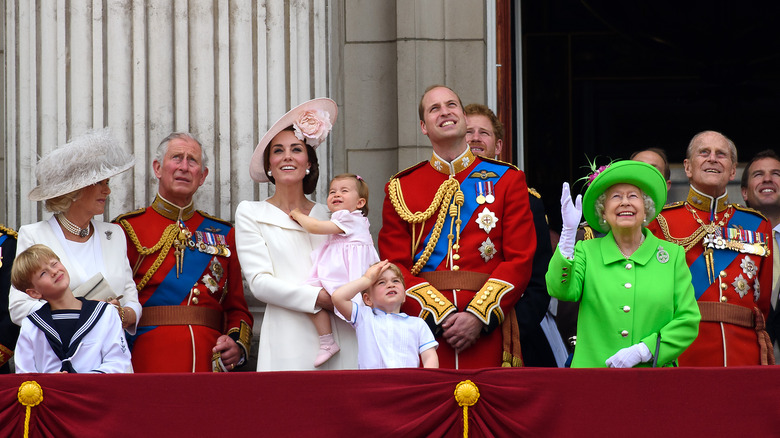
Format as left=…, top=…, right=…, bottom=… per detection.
left=476, top=207, right=498, bottom=234
left=731, top=274, right=750, bottom=298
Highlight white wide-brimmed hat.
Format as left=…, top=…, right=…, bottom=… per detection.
left=28, top=128, right=135, bottom=201
left=249, top=98, right=338, bottom=183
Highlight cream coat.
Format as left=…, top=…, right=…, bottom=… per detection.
left=235, top=200, right=358, bottom=371
left=8, top=217, right=142, bottom=333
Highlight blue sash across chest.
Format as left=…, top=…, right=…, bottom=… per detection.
left=415, top=160, right=508, bottom=272
left=133, top=217, right=229, bottom=339
left=689, top=208, right=763, bottom=299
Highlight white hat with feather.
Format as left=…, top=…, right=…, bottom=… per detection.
left=28, top=128, right=135, bottom=201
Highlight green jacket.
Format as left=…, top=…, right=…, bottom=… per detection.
left=546, top=229, right=700, bottom=368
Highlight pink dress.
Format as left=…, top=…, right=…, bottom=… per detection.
left=308, top=210, right=380, bottom=295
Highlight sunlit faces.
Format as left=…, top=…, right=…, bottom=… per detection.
left=153, top=136, right=208, bottom=205
left=362, top=269, right=405, bottom=314
left=602, top=184, right=646, bottom=232
left=70, top=179, right=111, bottom=218
left=327, top=178, right=366, bottom=213
left=684, top=132, right=736, bottom=196
left=266, top=130, right=310, bottom=186
left=742, top=157, right=780, bottom=210
left=466, top=114, right=502, bottom=158
left=420, top=87, right=467, bottom=144
left=27, top=258, right=70, bottom=301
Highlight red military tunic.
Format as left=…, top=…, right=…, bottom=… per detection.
left=648, top=187, right=773, bottom=366
left=379, top=148, right=535, bottom=369
left=115, top=195, right=252, bottom=372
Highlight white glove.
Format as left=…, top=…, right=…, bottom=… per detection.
left=558, top=182, right=582, bottom=259
left=605, top=343, right=652, bottom=368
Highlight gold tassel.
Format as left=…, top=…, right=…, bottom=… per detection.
left=454, top=380, right=480, bottom=438
left=17, top=381, right=43, bottom=438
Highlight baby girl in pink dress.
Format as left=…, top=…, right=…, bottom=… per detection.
left=290, top=174, right=379, bottom=366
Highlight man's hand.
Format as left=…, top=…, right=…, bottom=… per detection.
left=441, top=312, right=484, bottom=352
left=213, top=335, right=241, bottom=370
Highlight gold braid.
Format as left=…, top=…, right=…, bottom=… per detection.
left=388, top=177, right=461, bottom=275
left=118, top=219, right=180, bottom=291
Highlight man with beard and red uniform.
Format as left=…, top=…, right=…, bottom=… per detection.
left=648, top=130, right=773, bottom=366
left=379, top=86, right=535, bottom=369
left=115, top=133, right=252, bottom=372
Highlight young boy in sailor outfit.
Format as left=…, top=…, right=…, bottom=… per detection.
left=11, top=244, right=131, bottom=373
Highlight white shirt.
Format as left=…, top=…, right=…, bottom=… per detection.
left=349, top=302, right=438, bottom=369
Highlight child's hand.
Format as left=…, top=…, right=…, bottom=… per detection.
left=362, top=260, right=391, bottom=284
left=289, top=208, right=302, bottom=222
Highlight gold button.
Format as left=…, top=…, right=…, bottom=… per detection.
left=427, top=290, right=433, bottom=295
left=482, top=293, right=489, bottom=300
left=487, top=286, right=494, bottom=292
left=720, top=283, right=727, bottom=290
left=624, top=283, right=632, bottom=289
left=720, top=296, right=728, bottom=302
left=453, top=244, right=460, bottom=250
left=434, top=298, right=441, bottom=304
left=453, top=265, right=460, bottom=271
left=453, top=254, right=461, bottom=261
left=720, top=270, right=727, bottom=278
left=621, top=330, right=629, bottom=337
left=192, top=297, right=199, bottom=305
left=191, top=287, right=198, bottom=293
left=477, top=299, right=484, bottom=305
left=625, top=263, right=632, bottom=270
left=623, top=306, right=630, bottom=313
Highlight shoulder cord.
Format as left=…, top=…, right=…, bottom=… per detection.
left=118, top=219, right=180, bottom=291
left=388, top=177, right=462, bottom=275
left=656, top=206, right=733, bottom=252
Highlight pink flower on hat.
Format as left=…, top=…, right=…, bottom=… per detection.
left=294, top=109, right=333, bottom=147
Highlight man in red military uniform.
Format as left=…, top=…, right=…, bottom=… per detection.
left=115, top=133, right=252, bottom=372
left=379, top=85, right=535, bottom=369
left=648, top=130, right=773, bottom=366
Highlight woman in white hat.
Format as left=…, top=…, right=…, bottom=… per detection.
left=8, top=128, right=142, bottom=335
left=235, top=98, right=358, bottom=371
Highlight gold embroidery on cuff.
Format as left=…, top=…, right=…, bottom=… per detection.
left=407, top=283, right=456, bottom=324
left=467, top=279, right=513, bottom=325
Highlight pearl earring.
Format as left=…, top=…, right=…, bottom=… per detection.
left=305, top=169, right=310, bottom=175
left=267, top=170, right=273, bottom=177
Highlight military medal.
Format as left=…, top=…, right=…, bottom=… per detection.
left=485, top=181, right=495, bottom=204
left=475, top=182, right=486, bottom=204
left=479, top=237, right=497, bottom=262
left=731, top=274, right=750, bottom=298
left=740, top=256, right=757, bottom=279
left=476, top=207, right=498, bottom=234
left=210, top=257, right=224, bottom=282
left=202, top=273, right=219, bottom=293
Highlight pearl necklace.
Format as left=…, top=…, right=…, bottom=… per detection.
left=618, top=233, right=645, bottom=260
left=56, top=214, right=91, bottom=238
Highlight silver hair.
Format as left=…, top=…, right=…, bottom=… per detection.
left=686, top=130, right=737, bottom=163
left=595, top=190, right=656, bottom=231
left=154, top=132, right=209, bottom=171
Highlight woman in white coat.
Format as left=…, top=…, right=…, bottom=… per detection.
left=8, top=128, right=141, bottom=334
left=235, top=98, right=358, bottom=371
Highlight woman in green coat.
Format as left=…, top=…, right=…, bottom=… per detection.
left=546, top=160, right=700, bottom=368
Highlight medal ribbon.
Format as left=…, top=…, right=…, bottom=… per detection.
left=414, top=160, right=507, bottom=272
left=689, top=209, right=763, bottom=299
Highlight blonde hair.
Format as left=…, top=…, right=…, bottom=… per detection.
left=44, top=189, right=82, bottom=213
left=331, top=173, right=370, bottom=216
left=11, top=244, right=61, bottom=292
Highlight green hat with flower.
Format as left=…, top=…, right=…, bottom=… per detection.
left=582, top=160, right=667, bottom=234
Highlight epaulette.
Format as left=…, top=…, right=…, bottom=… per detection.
left=198, top=211, right=234, bottom=228
left=0, top=224, right=18, bottom=238
left=478, top=155, right=520, bottom=171
left=112, top=207, right=147, bottom=222
left=661, top=201, right=685, bottom=211
left=528, top=187, right=541, bottom=199
left=389, top=160, right=428, bottom=180
left=732, top=204, right=770, bottom=221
